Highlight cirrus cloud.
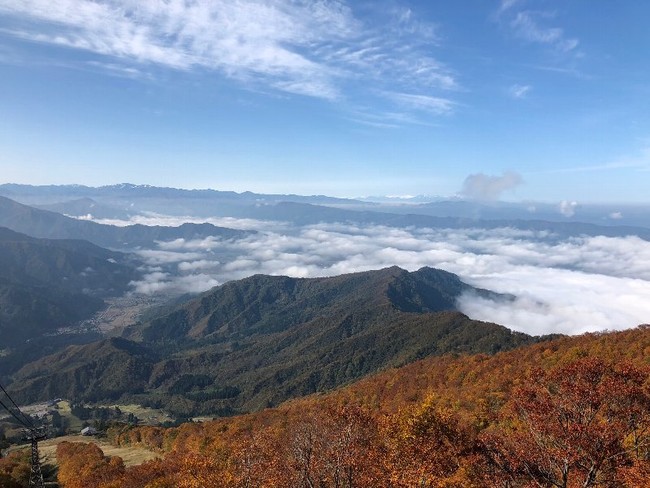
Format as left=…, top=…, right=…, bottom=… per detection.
left=0, top=0, right=457, bottom=120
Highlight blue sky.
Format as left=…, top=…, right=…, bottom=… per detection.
left=0, top=0, right=649, bottom=202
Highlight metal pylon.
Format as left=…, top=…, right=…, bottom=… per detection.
left=27, top=429, right=46, bottom=488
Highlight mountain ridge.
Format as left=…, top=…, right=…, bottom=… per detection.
left=0, top=183, right=358, bottom=206
left=3, top=183, right=650, bottom=232
left=8, top=266, right=542, bottom=416
left=0, top=195, right=250, bottom=249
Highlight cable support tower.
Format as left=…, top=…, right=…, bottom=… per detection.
left=0, top=381, right=46, bottom=487
left=25, top=427, right=46, bottom=488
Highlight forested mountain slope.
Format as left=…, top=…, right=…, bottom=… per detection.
left=67, top=325, right=649, bottom=488
left=0, top=227, right=138, bottom=347
left=9, top=267, right=540, bottom=415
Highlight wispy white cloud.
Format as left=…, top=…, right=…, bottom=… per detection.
left=390, top=6, right=439, bottom=41
left=86, top=60, right=151, bottom=80
left=131, top=271, right=219, bottom=295
left=135, top=249, right=206, bottom=265
left=495, top=2, right=580, bottom=56
left=508, top=83, right=531, bottom=99
left=0, top=0, right=457, bottom=114
left=510, top=11, right=578, bottom=53
left=385, top=92, right=455, bottom=115
left=606, top=145, right=650, bottom=172
left=178, top=259, right=220, bottom=272
left=0, top=0, right=342, bottom=98
left=534, top=144, right=650, bottom=175
left=498, top=0, right=520, bottom=12
left=93, top=212, right=289, bottom=231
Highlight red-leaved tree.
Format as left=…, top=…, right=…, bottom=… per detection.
left=480, top=357, right=650, bottom=487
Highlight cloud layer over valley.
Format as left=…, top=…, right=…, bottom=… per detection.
left=99, top=214, right=650, bottom=336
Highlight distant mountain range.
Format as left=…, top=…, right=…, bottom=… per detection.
left=1, top=183, right=648, bottom=237
left=0, top=183, right=357, bottom=209
left=35, top=197, right=134, bottom=220
left=224, top=201, right=650, bottom=241
left=356, top=198, right=650, bottom=227
left=0, top=195, right=250, bottom=250
left=9, top=266, right=543, bottom=416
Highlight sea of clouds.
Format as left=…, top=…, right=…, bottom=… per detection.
left=95, top=213, right=650, bottom=336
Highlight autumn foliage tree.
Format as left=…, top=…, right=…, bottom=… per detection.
left=380, top=394, right=478, bottom=487
left=49, top=327, right=650, bottom=488
left=0, top=449, right=30, bottom=487
left=284, top=405, right=382, bottom=487
left=480, top=357, right=650, bottom=487
left=57, top=441, right=125, bottom=488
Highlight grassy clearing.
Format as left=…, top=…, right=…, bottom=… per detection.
left=52, top=400, right=84, bottom=432
left=45, top=399, right=171, bottom=431
left=110, top=403, right=173, bottom=425
left=38, top=434, right=159, bottom=467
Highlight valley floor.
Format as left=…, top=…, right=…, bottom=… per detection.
left=76, top=294, right=172, bottom=336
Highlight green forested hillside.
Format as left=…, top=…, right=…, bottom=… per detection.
left=0, top=227, right=139, bottom=347
left=10, top=338, right=157, bottom=401
left=9, top=267, right=543, bottom=415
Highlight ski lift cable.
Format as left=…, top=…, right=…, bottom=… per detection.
left=0, top=396, right=33, bottom=430
left=0, top=381, right=35, bottom=429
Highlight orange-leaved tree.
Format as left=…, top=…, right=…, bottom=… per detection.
left=480, top=357, right=650, bottom=487
left=381, top=394, right=477, bottom=487
left=0, top=449, right=31, bottom=487
left=57, top=441, right=125, bottom=488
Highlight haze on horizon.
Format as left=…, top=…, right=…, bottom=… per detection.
left=0, top=1, right=649, bottom=202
